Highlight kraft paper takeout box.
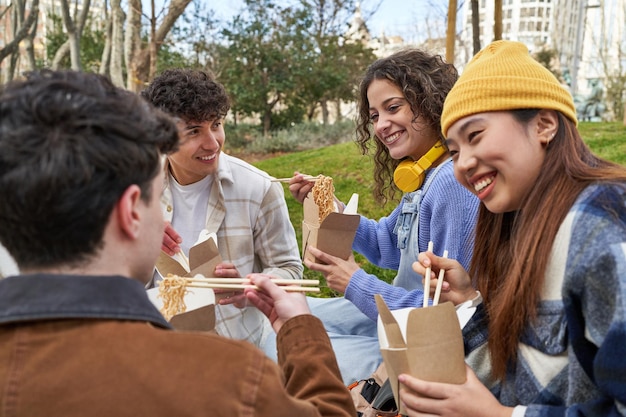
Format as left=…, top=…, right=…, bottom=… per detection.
left=147, top=284, right=216, bottom=332
left=151, top=230, right=220, bottom=330
left=155, top=231, right=222, bottom=279
left=375, top=294, right=466, bottom=416
left=302, top=192, right=360, bottom=263
left=155, top=230, right=234, bottom=302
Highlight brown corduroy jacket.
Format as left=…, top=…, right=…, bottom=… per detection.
left=0, top=274, right=356, bottom=417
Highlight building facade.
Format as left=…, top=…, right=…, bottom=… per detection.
left=457, top=0, right=625, bottom=120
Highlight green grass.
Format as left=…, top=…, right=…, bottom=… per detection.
left=578, top=122, right=626, bottom=166
left=253, top=122, right=626, bottom=296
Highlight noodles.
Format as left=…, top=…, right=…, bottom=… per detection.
left=312, top=175, right=335, bottom=223
left=158, top=274, right=189, bottom=320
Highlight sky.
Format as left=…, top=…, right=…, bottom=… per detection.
left=208, top=0, right=432, bottom=39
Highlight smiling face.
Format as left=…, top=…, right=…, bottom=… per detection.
left=168, top=118, right=225, bottom=185
left=445, top=111, right=551, bottom=213
left=367, top=79, right=439, bottom=161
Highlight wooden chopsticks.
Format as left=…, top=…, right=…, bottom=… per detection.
left=432, top=249, right=448, bottom=306
left=423, top=241, right=434, bottom=308
left=164, top=276, right=321, bottom=293
left=423, top=241, right=448, bottom=307
left=270, top=174, right=320, bottom=183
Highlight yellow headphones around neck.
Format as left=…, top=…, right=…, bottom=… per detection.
left=393, top=142, right=447, bottom=192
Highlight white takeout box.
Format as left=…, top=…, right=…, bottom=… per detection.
left=147, top=283, right=216, bottom=332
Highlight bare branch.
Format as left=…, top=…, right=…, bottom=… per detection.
left=0, top=0, right=39, bottom=63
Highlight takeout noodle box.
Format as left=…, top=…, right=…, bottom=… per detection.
left=147, top=286, right=216, bottom=332
left=155, top=234, right=221, bottom=278
left=302, top=192, right=360, bottom=263
left=154, top=233, right=234, bottom=302
left=375, top=294, right=466, bottom=416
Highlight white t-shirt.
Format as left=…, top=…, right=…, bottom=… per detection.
left=169, top=173, right=213, bottom=257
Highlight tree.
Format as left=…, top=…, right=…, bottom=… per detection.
left=218, top=0, right=375, bottom=133
left=163, top=1, right=220, bottom=72
left=220, top=0, right=310, bottom=135
left=125, top=0, right=192, bottom=91
left=533, top=47, right=561, bottom=80
left=0, top=0, right=40, bottom=83
left=45, top=13, right=105, bottom=72
left=108, top=0, right=125, bottom=86
left=446, top=0, right=457, bottom=63
left=470, top=0, right=480, bottom=55
left=493, top=0, right=502, bottom=41
left=296, top=0, right=375, bottom=125
left=52, top=0, right=92, bottom=70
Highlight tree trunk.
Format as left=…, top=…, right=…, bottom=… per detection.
left=263, top=109, right=271, bottom=137
left=494, top=0, right=502, bottom=41
left=446, top=0, right=457, bottom=64
left=124, top=0, right=141, bottom=90
left=99, top=1, right=112, bottom=75
left=471, top=0, right=480, bottom=55
left=59, top=0, right=81, bottom=70
left=149, top=0, right=157, bottom=82
left=320, top=99, right=329, bottom=125
left=51, top=41, right=70, bottom=69
left=109, top=0, right=125, bottom=87
left=129, top=0, right=193, bottom=90
left=20, top=3, right=38, bottom=71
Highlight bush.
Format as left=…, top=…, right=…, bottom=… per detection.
left=225, top=120, right=355, bottom=155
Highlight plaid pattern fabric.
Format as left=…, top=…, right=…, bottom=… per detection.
left=161, top=153, right=303, bottom=347
left=464, top=183, right=626, bottom=416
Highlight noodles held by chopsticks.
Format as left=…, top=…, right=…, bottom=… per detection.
left=312, top=175, right=335, bottom=223
left=158, top=274, right=189, bottom=320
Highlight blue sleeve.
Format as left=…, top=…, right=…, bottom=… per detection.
left=352, top=204, right=402, bottom=270
left=344, top=268, right=424, bottom=321
left=552, top=186, right=626, bottom=417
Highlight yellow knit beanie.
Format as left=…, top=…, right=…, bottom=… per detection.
left=441, top=40, right=577, bottom=136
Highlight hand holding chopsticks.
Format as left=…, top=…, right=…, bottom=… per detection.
left=163, top=275, right=320, bottom=293
left=414, top=243, right=477, bottom=306
left=421, top=241, right=448, bottom=307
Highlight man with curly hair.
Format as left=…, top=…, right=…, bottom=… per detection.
left=142, top=69, right=303, bottom=348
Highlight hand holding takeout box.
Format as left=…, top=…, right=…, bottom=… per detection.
left=302, top=192, right=360, bottom=263
left=375, top=241, right=480, bottom=417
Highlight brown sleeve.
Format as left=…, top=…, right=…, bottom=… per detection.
left=274, top=314, right=357, bottom=417
left=247, top=315, right=355, bottom=416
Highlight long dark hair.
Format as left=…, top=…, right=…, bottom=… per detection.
left=471, top=110, right=626, bottom=380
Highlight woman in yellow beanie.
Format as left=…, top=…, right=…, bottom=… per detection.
left=407, top=40, right=626, bottom=416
